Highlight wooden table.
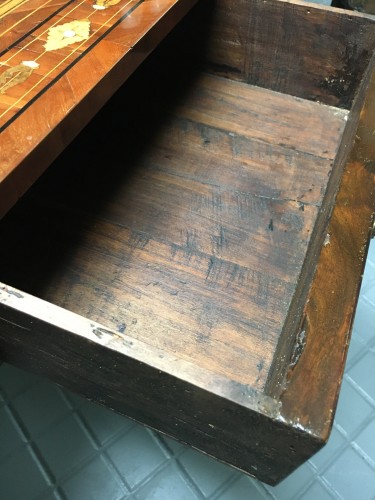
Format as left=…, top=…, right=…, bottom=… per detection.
left=0, top=0, right=375, bottom=485
left=0, top=0, right=198, bottom=219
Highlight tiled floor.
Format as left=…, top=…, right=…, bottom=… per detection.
left=1, top=239, right=374, bottom=499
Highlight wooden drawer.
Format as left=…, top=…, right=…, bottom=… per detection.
left=1, top=0, right=375, bottom=485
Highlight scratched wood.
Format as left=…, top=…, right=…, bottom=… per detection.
left=0, top=0, right=374, bottom=486
left=0, top=61, right=348, bottom=389
left=199, top=0, right=375, bottom=108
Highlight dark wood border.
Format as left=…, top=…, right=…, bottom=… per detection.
left=278, top=62, right=375, bottom=439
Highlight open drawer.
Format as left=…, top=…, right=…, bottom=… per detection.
left=1, top=0, right=375, bottom=485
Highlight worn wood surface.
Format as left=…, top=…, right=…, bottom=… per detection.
left=0, top=0, right=374, bottom=486
left=197, top=0, right=375, bottom=108
left=0, top=62, right=348, bottom=389
left=265, top=54, right=375, bottom=393
left=277, top=61, right=375, bottom=439
left=0, top=63, right=373, bottom=481
left=0, top=0, right=198, bottom=219
left=0, top=281, right=322, bottom=486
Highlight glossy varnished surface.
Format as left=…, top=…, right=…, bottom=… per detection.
left=0, top=0, right=198, bottom=218
left=0, top=64, right=348, bottom=389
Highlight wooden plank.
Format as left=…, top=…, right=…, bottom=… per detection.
left=0, top=0, right=199, bottom=219
left=173, top=73, right=347, bottom=159
left=275, top=63, right=375, bottom=438
left=0, top=0, right=374, bottom=486
left=0, top=281, right=321, bottom=486
left=0, top=66, right=347, bottom=390
left=190, top=0, right=375, bottom=108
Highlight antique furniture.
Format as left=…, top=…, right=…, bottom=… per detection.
left=0, top=0, right=375, bottom=485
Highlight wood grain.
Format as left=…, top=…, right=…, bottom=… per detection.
left=195, top=0, right=375, bottom=108
left=277, top=62, right=375, bottom=438
left=0, top=0, right=374, bottom=486
left=0, top=62, right=347, bottom=390
left=0, top=282, right=321, bottom=485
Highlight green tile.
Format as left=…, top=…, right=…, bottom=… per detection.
left=346, top=335, right=366, bottom=365
left=135, top=463, right=197, bottom=500
left=335, top=379, right=373, bottom=438
left=78, top=401, right=134, bottom=446
left=106, top=427, right=167, bottom=489
left=13, top=382, right=70, bottom=437
left=62, top=456, right=126, bottom=500
left=62, top=389, right=87, bottom=409
left=363, top=285, right=375, bottom=311
left=303, top=480, right=334, bottom=500
left=323, top=447, right=375, bottom=500
left=309, top=427, right=347, bottom=471
left=0, top=363, right=41, bottom=398
left=0, top=405, right=25, bottom=461
left=215, top=476, right=270, bottom=500
left=158, top=434, right=187, bottom=457
left=348, top=352, right=375, bottom=403
left=0, top=446, right=50, bottom=499
left=36, top=414, right=96, bottom=481
left=178, top=448, right=235, bottom=497
left=359, top=262, right=375, bottom=295
left=37, top=488, right=62, bottom=500
left=266, top=462, right=315, bottom=499
left=352, top=299, right=375, bottom=346
left=354, top=419, right=375, bottom=465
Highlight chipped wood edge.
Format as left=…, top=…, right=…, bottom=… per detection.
left=0, top=280, right=325, bottom=485
left=0, top=281, right=279, bottom=417
left=277, top=62, right=375, bottom=440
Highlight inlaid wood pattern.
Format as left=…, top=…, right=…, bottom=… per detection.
left=0, top=0, right=199, bottom=219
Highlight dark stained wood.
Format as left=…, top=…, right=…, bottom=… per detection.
left=0, top=284, right=322, bottom=485
left=0, top=0, right=375, bottom=487
left=265, top=54, right=375, bottom=394
left=0, top=63, right=347, bottom=390
left=277, top=61, right=375, bottom=438
left=199, top=0, right=375, bottom=108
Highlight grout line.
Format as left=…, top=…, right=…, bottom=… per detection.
left=351, top=441, right=375, bottom=471
left=208, top=474, right=241, bottom=500
left=0, top=370, right=40, bottom=400
left=1, top=392, right=57, bottom=490
left=362, top=295, right=375, bottom=312
left=315, top=477, right=337, bottom=500
left=131, top=461, right=179, bottom=496
left=151, top=432, right=186, bottom=460
left=345, top=374, right=375, bottom=408
left=252, top=479, right=274, bottom=499
left=172, top=456, right=207, bottom=500
left=58, top=388, right=132, bottom=494
left=319, top=474, right=345, bottom=500
left=144, top=431, right=205, bottom=499
left=335, top=410, right=375, bottom=442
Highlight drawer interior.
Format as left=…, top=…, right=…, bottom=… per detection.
left=0, top=33, right=348, bottom=389
left=0, top=0, right=374, bottom=484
